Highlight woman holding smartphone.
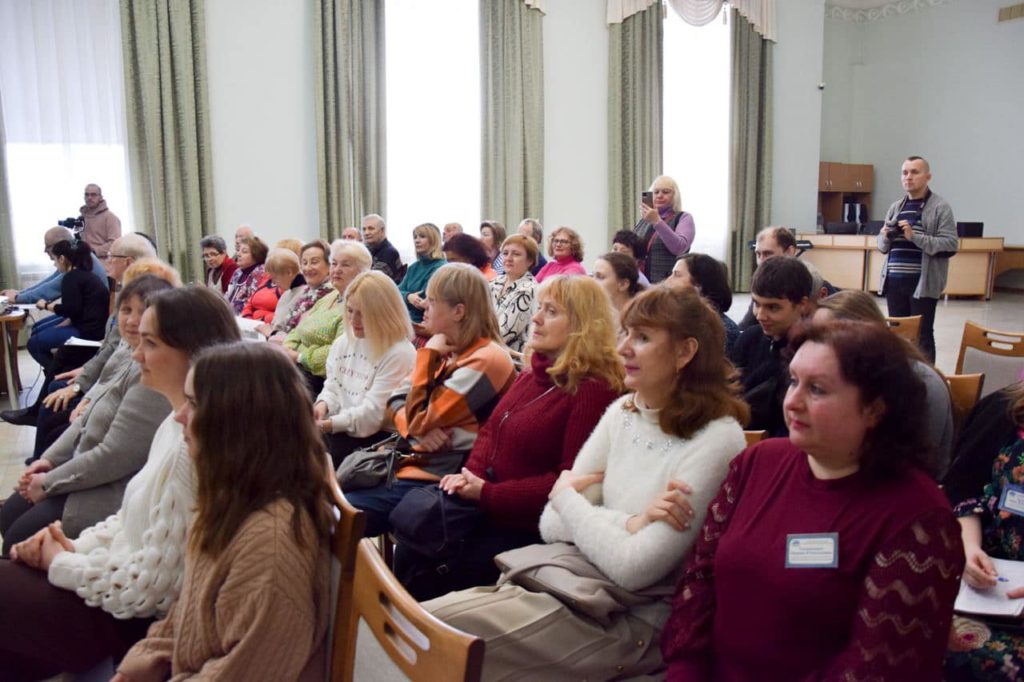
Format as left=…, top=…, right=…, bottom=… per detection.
left=633, top=175, right=695, bottom=283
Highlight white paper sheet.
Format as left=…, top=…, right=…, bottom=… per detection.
left=955, top=558, right=1024, bottom=618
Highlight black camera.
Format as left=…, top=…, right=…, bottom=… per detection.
left=58, top=216, right=84, bottom=232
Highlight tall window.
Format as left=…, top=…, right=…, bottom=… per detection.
left=385, top=0, right=480, bottom=260
left=663, top=12, right=730, bottom=261
left=0, top=0, right=133, bottom=274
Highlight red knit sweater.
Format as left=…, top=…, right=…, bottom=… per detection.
left=464, top=353, right=619, bottom=531
left=662, top=438, right=964, bottom=681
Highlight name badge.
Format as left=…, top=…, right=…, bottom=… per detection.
left=785, top=533, right=839, bottom=569
left=999, top=485, right=1024, bottom=517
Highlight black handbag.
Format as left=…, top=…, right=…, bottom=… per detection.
left=389, top=485, right=483, bottom=558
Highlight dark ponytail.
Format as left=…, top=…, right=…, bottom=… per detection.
left=50, top=239, right=94, bottom=271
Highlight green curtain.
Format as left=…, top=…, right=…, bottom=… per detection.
left=120, top=0, right=215, bottom=284
left=728, top=9, right=773, bottom=292
left=607, top=4, right=662, bottom=237
left=480, top=0, right=544, bottom=228
left=313, top=0, right=386, bottom=241
left=0, top=91, right=17, bottom=290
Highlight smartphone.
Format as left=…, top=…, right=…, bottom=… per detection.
left=641, top=191, right=653, bottom=207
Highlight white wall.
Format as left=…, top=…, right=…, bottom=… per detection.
left=821, top=0, right=1024, bottom=246
left=770, top=0, right=826, bottom=232
left=542, top=0, right=609, bottom=265
left=205, top=0, right=319, bottom=248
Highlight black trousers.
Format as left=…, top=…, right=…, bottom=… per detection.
left=0, top=559, right=151, bottom=681
left=0, top=492, right=67, bottom=556
left=884, top=277, right=938, bottom=363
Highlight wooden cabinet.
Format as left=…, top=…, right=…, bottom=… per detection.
left=818, top=162, right=873, bottom=224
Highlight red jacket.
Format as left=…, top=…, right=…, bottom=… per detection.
left=240, top=275, right=279, bottom=323
left=206, top=256, right=238, bottom=294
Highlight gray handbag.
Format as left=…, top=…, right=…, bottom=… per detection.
left=335, top=434, right=403, bottom=492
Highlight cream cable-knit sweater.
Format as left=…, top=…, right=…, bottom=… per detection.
left=48, top=415, right=195, bottom=619
left=540, top=395, right=745, bottom=593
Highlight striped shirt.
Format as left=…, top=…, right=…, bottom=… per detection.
left=884, top=195, right=927, bottom=281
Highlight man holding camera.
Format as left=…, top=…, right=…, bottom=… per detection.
left=79, top=184, right=121, bottom=259
left=876, top=156, right=957, bottom=362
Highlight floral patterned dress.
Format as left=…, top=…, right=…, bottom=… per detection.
left=947, top=432, right=1024, bottom=681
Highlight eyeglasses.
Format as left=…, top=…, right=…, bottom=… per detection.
left=551, top=239, right=571, bottom=246
left=103, top=254, right=129, bottom=261
left=84, top=192, right=100, bottom=197
left=202, top=252, right=222, bottom=260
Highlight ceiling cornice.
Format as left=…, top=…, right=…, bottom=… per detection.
left=827, top=0, right=953, bottom=22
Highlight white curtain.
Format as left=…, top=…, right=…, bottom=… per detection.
left=0, top=0, right=134, bottom=273
left=608, top=0, right=776, bottom=41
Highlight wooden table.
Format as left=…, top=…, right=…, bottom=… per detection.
left=0, top=309, right=26, bottom=410
left=797, top=234, right=1005, bottom=299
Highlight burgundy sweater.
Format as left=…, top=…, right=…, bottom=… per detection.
left=662, top=439, right=964, bottom=682
left=464, top=353, right=619, bottom=531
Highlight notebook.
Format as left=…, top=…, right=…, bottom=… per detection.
left=955, top=558, right=1024, bottom=618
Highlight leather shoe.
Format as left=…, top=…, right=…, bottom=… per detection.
left=1, top=406, right=38, bottom=426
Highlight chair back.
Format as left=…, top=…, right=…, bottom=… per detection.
left=945, top=373, right=985, bottom=434
left=885, top=315, right=922, bottom=345
left=328, top=481, right=367, bottom=682
left=337, top=538, right=485, bottom=682
left=956, top=321, right=1024, bottom=399
left=744, top=430, right=768, bottom=447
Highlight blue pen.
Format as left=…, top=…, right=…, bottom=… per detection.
left=998, top=576, right=1009, bottom=582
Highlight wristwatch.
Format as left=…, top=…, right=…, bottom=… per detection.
left=70, top=383, right=81, bottom=395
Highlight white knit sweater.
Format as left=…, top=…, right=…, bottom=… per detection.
left=540, top=395, right=745, bottom=593
left=48, top=414, right=196, bottom=620
left=316, top=334, right=416, bottom=437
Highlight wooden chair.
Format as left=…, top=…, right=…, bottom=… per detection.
left=945, top=373, right=985, bottom=433
left=328, top=482, right=367, bottom=682
left=334, top=538, right=485, bottom=682
left=955, top=321, right=1024, bottom=399
left=744, top=430, right=768, bottom=447
left=885, top=315, right=922, bottom=345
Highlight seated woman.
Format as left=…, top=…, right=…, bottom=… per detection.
left=399, top=275, right=622, bottom=601
left=426, top=287, right=748, bottom=679
left=942, top=380, right=1024, bottom=679
left=399, top=222, right=446, bottom=324
left=634, top=175, right=696, bottom=283
left=31, top=260, right=182, bottom=463
left=114, top=343, right=334, bottom=680
left=443, top=232, right=497, bottom=281
left=200, top=235, right=236, bottom=294
left=266, top=239, right=334, bottom=340
left=662, top=320, right=965, bottom=680
left=314, top=271, right=416, bottom=468
left=28, top=239, right=109, bottom=372
left=242, top=247, right=297, bottom=323
left=535, top=226, right=587, bottom=283
left=592, top=250, right=643, bottom=324
left=346, top=263, right=516, bottom=537
left=479, top=220, right=507, bottom=275
left=284, top=240, right=372, bottom=396
left=1, top=275, right=175, bottom=553
left=225, top=235, right=269, bottom=314
left=669, top=253, right=739, bottom=353
left=611, top=228, right=650, bottom=286
left=814, top=289, right=954, bottom=478
left=489, top=234, right=539, bottom=354
left=0, top=286, right=240, bottom=680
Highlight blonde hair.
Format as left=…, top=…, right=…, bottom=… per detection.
left=265, top=248, right=301, bottom=277
left=413, top=223, right=444, bottom=260
left=500, top=234, right=539, bottom=269
left=330, top=239, right=373, bottom=271
left=817, top=290, right=887, bottom=327
left=547, top=227, right=584, bottom=262
left=425, top=263, right=503, bottom=351
left=343, top=271, right=414, bottom=359
left=275, top=239, right=303, bottom=258
left=649, top=175, right=683, bottom=213
left=530, top=276, right=624, bottom=394
left=122, top=257, right=182, bottom=288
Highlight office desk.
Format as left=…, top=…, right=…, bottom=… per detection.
left=1, top=309, right=26, bottom=409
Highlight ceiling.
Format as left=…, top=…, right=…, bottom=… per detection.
left=826, top=0, right=896, bottom=8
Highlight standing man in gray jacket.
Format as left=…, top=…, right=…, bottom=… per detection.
left=877, top=156, right=957, bottom=362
